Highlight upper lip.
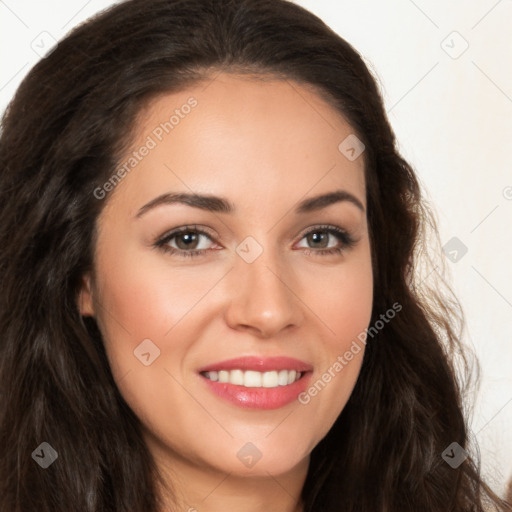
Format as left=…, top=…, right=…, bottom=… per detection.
left=198, top=356, right=313, bottom=373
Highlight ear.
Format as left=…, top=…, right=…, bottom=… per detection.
left=78, top=273, right=96, bottom=317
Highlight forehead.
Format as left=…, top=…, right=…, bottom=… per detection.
left=105, top=72, right=366, bottom=216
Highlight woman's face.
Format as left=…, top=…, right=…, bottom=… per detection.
left=79, top=72, right=373, bottom=481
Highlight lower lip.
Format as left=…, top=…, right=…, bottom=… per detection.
left=200, top=373, right=312, bottom=410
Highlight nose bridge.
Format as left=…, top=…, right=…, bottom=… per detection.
left=224, top=235, right=303, bottom=336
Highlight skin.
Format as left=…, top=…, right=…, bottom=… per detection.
left=79, top=72, right=373, bottom=512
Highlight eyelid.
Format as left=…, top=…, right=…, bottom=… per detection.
left=155, top=224, right=219, bottom=248
left=293, top=224, right=356, bottom=250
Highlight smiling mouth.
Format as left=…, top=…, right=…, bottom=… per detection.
left=201, top=369, right=304, bottom=388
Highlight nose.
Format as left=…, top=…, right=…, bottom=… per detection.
left=224, top=246, right=305, bottom=338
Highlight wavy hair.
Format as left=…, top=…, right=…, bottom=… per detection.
left=0, top=0, right=509, bottom=510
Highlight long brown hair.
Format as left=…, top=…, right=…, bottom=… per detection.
left=506, top=479, right=512, bottom=508
left=0, top=0, right=508, bottom=510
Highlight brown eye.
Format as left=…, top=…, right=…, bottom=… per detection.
left=155, top=226, right=217, bottom=258
left=305, top=231, right=330, bottom=249
left=174, top=231, right=201, bottom=250
left=296, top=225, right=356, bottom=256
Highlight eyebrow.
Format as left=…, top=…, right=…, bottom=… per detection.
left=135, top=189, right=365, bottom=218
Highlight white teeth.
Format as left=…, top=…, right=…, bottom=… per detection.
left=244, top=370, right=262, bottom=387
left=277, top=369, right=289, bottom=386
left=262, top=371, right=278, bottom=388
left=203, top=369, right=303, bottom=388
left=230, top=369, right=244, bottom=386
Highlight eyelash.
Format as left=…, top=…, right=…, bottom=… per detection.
left=154, top=224, right=356, bottom=259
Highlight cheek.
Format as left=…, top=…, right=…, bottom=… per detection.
left=91, top=255, right=202, bottom=428
left=316, top=275, right=372, bottom=338
left=95, top=248, right=210, bottom=341
left=90, top=247, right=198, bottom=385
left=304, top=245, right=373, bottom=348
left=296, top=247, right=372, bottom=429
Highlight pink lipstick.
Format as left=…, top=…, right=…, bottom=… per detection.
left=198, top=356, right=313, bottom=410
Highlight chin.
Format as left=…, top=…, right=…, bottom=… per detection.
left=209, top=441, right=310, bottom=478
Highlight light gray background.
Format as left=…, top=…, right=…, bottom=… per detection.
left=1, top=0, right=511, bottom=494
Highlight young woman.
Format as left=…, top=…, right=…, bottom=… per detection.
left=0, top=0, right=509, bottom=511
